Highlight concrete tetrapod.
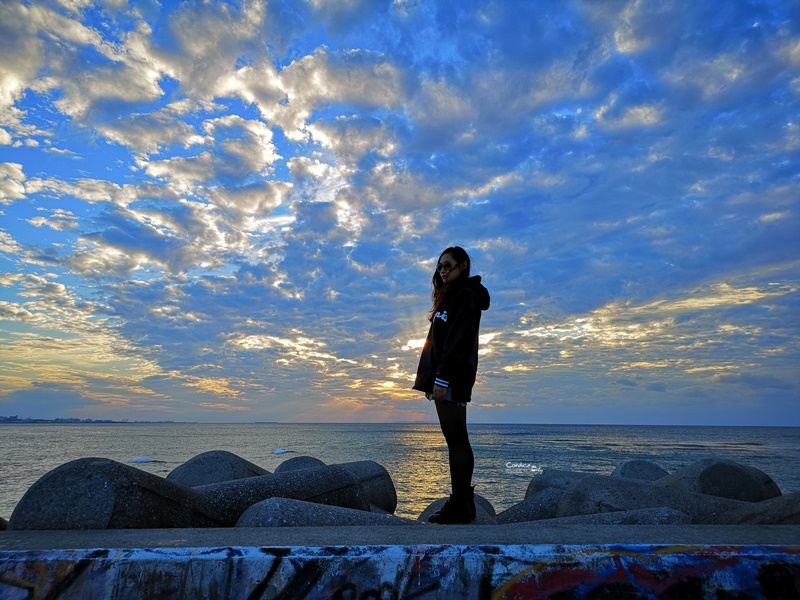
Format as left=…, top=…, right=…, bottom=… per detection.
left=654, top=457, right=782, bottom=502
left=273, top=456, right=326, bottom=474
left=523, top=507, right=692, bottom=526
left=418, top=494, right=497, bottom=524
left=611, top=460, right=669, bottom=482
left=726, top=491, right=800, bottom=524
left=166, top=450, right=270, bottom=487
left=235, top=497, right=413, bottom=527
left=556, top=474, right=754, bottom=524
left=8, top=458, right=223, bottom=530
left=195, top=461, right=397, bottom=526
left=525, top=469, right=590, bottom=499
left=339, top=460, right=397, bottom=514
left=497, top=487, right=564, bottom=524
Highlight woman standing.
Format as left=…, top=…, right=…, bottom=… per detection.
left=413, top=246, right=490, bottom=524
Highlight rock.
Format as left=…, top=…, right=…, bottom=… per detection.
left=274, top=456, right=326, bottom=474
left=166, top=450, right=270, bottom=487
left=556, top=474, right=753, bottom=524
left=612, top=460, right=669, bottom=482
left=8, top=458, right=223, bottom=530
left=196, top=461, right=396, bottom=526
left=526, top=469, right=591, bottom=499
left=418, top=494, right=497, bottom=524
left=654, top=457, right=782, bottom=502
left=497, top=488, right=563, bottom=524
left=530, top=507, right=691, bottom=526
left=0, top=516, right=7, bottom=531
left=726, top=491, right=800, bottom=525
left=236, top=497, right=413, bottom=527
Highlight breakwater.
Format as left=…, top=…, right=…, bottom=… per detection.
left=1, top=451, right=798, bottom=598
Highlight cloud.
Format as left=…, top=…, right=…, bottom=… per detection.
left=28, top=208, right=80, bottom=231
left=140, top=115, right=281, bottom=189
left=0, top=162, right=26, bottom=204
left=0, top=3, right=45, bottom=112
left=712, top=373, right=794, bottom=390
left=97, top=107, right=201, bottom=155
left=256, top=48, right=406, bottom=141
left=308, top=115, right=397, bottom=164
left=0, top=0, right=797, bottom=424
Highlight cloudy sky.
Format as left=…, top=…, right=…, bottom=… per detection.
left=0, top=0, right=798, bottom=425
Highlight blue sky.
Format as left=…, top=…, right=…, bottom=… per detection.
left=0, top=0, right=798, bottom=425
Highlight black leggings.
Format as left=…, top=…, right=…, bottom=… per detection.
left=435, top=399, right=474, bottom=495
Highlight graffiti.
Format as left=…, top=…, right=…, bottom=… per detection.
left=492, top=546, right=800, bottom=599
left=0, top=543, right=798, bottom=599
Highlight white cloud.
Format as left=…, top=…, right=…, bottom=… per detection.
left=267, top=48, right=405, bottom=140
left=0, top=3, right=46, bottom=111
left=0, top=0, right=797, bottom=424
left=97, top=109, right=201, bottom=155
left=309, top=115, right=397, bottom=162
left=141, top=115, right=281, bottom=188
left=596, top=101, right=663, bottom=129
left=611, top=0, right=683, bottom=54
left=25, top=177, right=140, bottom=206
left=52, top=59, right=165, bottom=122
left=0, top=162, right=26, bottom=204
left=30, top=208, right=80, bottom=229
left=207, top=181, right=292, bottom=224
left=203, top=115, right=280, bottom=174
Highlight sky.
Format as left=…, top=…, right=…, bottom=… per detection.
left=0, top=0, right=798, bottom=426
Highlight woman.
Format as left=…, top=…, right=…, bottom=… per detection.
left=413, top=246, right=490, bottom=524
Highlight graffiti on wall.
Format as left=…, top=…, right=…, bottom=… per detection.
left=1, top=543, right=799, bottom=599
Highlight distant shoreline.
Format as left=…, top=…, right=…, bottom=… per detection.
left=0, top=417, right=183, bottom=424
left=0, top=417, right=796, bottom=427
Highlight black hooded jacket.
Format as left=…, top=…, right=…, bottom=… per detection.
left=413, top=275, right=490, bottom=403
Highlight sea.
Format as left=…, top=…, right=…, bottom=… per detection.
left=1, top=423, right=798, bottom=521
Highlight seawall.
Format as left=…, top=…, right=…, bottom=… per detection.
left=2, top=525, right=799, bottom=598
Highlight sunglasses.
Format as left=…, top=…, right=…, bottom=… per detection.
left=437, top=261, right=458, bottom=273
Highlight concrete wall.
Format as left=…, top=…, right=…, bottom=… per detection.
left=2, top=539, right=799, bottom=599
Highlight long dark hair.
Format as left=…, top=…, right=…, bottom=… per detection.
left=429, top=246, right=471, bottom=321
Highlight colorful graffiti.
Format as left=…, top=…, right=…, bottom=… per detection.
left=1, top=543, right=798, bottom=599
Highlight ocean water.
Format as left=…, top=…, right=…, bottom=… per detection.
left=1, top=423, right=798, bottom=521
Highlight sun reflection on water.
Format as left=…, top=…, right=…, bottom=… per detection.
left=380, top=427, right=451, bottom=519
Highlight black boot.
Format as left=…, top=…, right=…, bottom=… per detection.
left=468, top=486, right=476, bottom=521
left=428, top=491, right=474, bottom=525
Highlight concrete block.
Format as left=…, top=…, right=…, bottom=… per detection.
left=196, top=461, right=396, bottom=526
left=339, top=460, right=397, bottom=514
left=655, top=457, right=782, bottom=502
left=557, top=474, right=754, bottom=524
left=525, top=468, right=590, bottom=499
left=727, top=491, right=800, bottom=525
left=166, top=450, right=270, bottom=487
left=532, top=507, right=691, bottom=526
left=612, top=460, right=669, bottom=481
left=497, top=487, right=563, bottom=524
left=235, top=497, right=413, bottom=527
left=8, top=458, right=223, bottom=530
left=273, top=456, right=326, bottom=474
left=418, top=494, right=497, bottom=524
